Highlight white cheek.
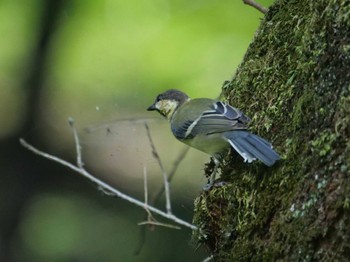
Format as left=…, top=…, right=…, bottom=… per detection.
left=155, top=102, right=162, bottom=110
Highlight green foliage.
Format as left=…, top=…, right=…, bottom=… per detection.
left=193, top=0, right=350, bottom=260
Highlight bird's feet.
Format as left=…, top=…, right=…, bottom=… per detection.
left=203, top=157, right=227, bottom=191
left=202, top=180, right=228, bottom=191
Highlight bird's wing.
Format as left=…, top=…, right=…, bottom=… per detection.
left=172, top=99, right=250, bottom=139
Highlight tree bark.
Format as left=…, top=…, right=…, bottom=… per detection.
left=193, top=0, right=350, bottom=260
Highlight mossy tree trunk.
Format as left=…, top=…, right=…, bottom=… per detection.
left=193, top=0, right=350, bottom=260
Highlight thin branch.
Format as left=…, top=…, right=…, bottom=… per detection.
left=135, top=146, right=190, bottom=255
left=68, top=117, right=83, bottom=168
left=143, top=166, right=148, bottom=206
left=138, top=221, right=181, bottom=230
left=142, top=166, right=156, bottom=224
left=85, top=116, right=159, bottom=133
left=168, top=147, right=190, bottom=183
left=144, top=123, right=172, bottom=215
left=242, top=0, right=268, bottom=14
left=19, top=119, right=197, bottom=231
left=138, top=167, right=181, bottom=231
left=138, top=152, right=189, bottom=229
left=151, top=147, right=189, bottom=205
left=202, top=255, right=214, bottom=262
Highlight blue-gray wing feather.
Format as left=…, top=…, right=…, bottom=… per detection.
left=172, top=100, right=250, bottom=139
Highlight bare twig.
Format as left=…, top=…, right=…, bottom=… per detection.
left=151, top=147, right=190, bottom=205
left=168, top=147, right=190, bottom=183
left=144, top=123, right=172, bottom=215
left=138, top=168, right=181, bottom=229
left=138, top=220, right=180, bottom=230
left=85, top=116, right=159, bottom=133
left=143, top=166, right=149, bottom=206
left=202, top=255, right=214, bottom=262
left=242, top=0, right=268, bottom=14
left=135, top=146, right=190, bottom=255
left=19, top=118, right=197, bottom=230
left=141, top=166, right=157, bottom=224
left=68, top=117, right=84, bottom=168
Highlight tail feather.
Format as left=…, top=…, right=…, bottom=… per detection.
left=227, top=138, right=256, bottom=163
left=225, top=131, right=280, bottom=166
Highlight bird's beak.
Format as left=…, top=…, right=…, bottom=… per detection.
left=147, top=103, right=157, bottom=111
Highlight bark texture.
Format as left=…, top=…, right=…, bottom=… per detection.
left=193, top=0, right=350, bottom=260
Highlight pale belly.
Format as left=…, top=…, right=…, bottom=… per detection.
left=179, top=133, right=229, bottom=155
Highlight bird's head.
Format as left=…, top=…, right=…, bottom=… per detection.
left=147, top=89, right=190, bottom=119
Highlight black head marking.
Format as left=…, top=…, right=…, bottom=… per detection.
left=147, top=89, right=190, bottom=113
left=156, top=89, right=189, bottom=103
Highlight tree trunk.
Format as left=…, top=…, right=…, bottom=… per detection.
left=0, top=1, right=67, bottom=260
left=193, top=0, right=350, bottom=260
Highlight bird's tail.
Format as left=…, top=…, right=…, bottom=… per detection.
left=224, top=131, right=280, bottom=166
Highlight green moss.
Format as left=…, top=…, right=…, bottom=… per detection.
left=192, top=0, right=350, bottom=260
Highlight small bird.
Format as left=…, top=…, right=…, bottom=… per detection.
left=147, top=89, right=280, bottom=185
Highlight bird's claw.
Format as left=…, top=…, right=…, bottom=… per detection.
left=202, top=180, right=228, bottom=191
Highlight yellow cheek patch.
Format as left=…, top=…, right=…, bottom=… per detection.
left=156, top=100, right=179, bottom=119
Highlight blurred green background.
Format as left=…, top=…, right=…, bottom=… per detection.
left=0, top=0, right=273, bottom=261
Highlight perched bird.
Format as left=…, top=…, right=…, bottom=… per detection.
left=147, top=89, right=280, bottom=185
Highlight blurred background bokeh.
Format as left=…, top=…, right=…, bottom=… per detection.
left=0, top=0, right=273, bottom=261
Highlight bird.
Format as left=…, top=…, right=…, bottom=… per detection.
left=147, top=89, right=280, bottom=186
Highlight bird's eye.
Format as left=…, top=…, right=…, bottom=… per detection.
left=156, top=95, right=162, bottom=101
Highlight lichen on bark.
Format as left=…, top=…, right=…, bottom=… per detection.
left=192, top=0, right=350, bottom=260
